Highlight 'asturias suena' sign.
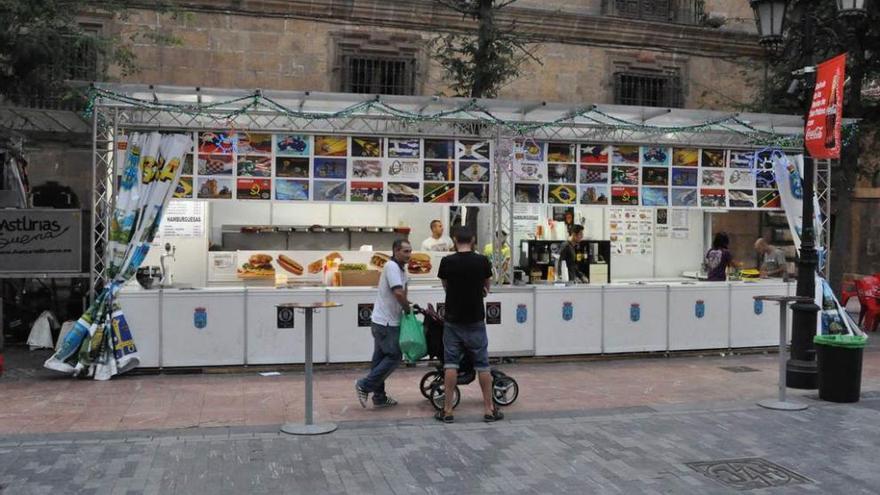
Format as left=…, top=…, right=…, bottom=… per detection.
left=0, top=209, right=82, bottom=273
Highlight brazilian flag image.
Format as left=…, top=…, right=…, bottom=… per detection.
left=424, top=182, right=455, bottom=203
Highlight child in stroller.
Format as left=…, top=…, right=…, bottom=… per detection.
left=413, top=304, right=519, bottom=411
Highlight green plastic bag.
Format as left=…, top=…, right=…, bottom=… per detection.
left=399, top=311, right=427, bottom=363
left=813, top=334, right=868, bottom=349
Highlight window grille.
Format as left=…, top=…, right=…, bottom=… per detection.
left=609, top=0, right=705, bottom=24
left=61, top=26, right=101, bottom=82
left=341, top=56, right=415, bottom=96
left=614, top=72, right=683, bottom=108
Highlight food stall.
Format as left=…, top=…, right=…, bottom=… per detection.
left=87, top=84, right=814, bottom=369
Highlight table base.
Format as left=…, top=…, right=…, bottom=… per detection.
left=757, top=399, right=808, bottom=411
left=280, top=423, right=338, bottom=435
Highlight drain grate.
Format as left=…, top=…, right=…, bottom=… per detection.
left=686, top=458, right=812, bottom=491
left=719, top=366, right=761, bottom=373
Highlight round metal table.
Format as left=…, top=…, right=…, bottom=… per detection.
left=276, top=302, right=342, bottom=435
left=753, top=295, right=814, bottom=411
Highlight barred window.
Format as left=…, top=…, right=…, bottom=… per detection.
left=341, top=56, right=415, bottom=96
left=608, top=0, right=704, bottom=24
left=614, top=0, right=669, bottom=21
left=614, top=72, right=683, bottom=108
left=60, top=25, right=101, bottom=82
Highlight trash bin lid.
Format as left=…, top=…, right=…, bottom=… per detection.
left=813, top=334, right=868, bottom=348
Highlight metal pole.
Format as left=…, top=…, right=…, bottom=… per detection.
left=778, top=301, right=788, bottom=403
left=304, top=307, right=313, bottom=426
left=788, top=4, right=820, bottom=389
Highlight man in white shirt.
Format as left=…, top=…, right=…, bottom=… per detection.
left=356, top=239, right=412, bottom=408
left=421, top=220, right=453, bottom=252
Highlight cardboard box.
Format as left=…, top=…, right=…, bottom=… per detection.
left=333, top=270, right=381, bottom=287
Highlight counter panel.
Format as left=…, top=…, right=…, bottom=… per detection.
left=484, top=289, right=536, bottom=355
left=161, top=290, right=246, bottom=366
left=730, top=282, right=790, bottom=347
left=602, top=285, right=668, bottom=353
left=534, top=287, right=602, bottom=355
left=245, top=289, right=328, bottom=365
left=668, top=284, right=730, bottom=350
left=326, top=289, right=379, bottom=363
left=117, top=291, right=161, bottom=368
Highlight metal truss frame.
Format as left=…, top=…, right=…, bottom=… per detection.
left=815, top=159, right=832, bottom=278
left=90, top=106, right=117, bottom=301
left=89, top=85, right=817, bottom=288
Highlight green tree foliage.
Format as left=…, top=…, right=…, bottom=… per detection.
left=430, top=0, right=540, bottom=98
left=758, top=0, right=879, bottom=289
left=0, top=0, right=180, bottom=108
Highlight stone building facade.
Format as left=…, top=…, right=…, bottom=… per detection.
left=87, top=0, right=763, bottom=110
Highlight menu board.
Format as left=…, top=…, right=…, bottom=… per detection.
left=160, top=200, right=206, bottom=238
left=608, top=208, right=654, bottom=256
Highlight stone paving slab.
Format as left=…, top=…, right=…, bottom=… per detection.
left=3, top=345, right=880, bottom=435
left=1, top=396, right=879, bottom=494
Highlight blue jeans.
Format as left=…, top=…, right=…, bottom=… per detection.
left=443, top=321, right=490, bottom=372
left=357, top=322, right=401, bottom=402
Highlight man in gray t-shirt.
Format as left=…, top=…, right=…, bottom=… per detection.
left=356, top=239, right=412, bottom=408
left=755, top=238, right=787, bottom=278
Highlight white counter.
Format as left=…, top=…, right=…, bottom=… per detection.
left=117, top=280, right=796, bottom=368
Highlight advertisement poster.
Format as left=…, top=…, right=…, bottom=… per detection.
left=0, top=209, right=82, bottom=273
left=805, top=53, right=846, bottom=159
left=357, top=304, right=373, bottom=327
left=486, top=302, right=502, bottom=324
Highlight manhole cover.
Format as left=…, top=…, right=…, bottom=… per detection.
left=719, top=366, right=760, bottom=373
left=686, top=458, right=812, bottom=491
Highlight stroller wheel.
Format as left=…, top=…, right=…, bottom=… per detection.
left=419, top=370, right=443, bottom=399
left=429, top=384, right=461, bottom=411
left=492, top=376, right=519, bottom=406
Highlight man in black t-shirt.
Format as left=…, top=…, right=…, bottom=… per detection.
left=558, top=224, right=588, bottom=283
left=435, top=227, right=504, bottom=423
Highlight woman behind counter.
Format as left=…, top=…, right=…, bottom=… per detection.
left=704, top=232, right=733, bottom=281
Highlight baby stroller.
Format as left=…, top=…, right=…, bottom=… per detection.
left=413, top=304, right=519, bottom=411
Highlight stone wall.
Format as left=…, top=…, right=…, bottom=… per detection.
left=106, top=1, right=760, bottom=109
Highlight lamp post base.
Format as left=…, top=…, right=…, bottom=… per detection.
left=757, top=399, right=808, bottom=411
left=280, top=423, right=338, bottom=435
left=786, top=358, right=818, bottom=390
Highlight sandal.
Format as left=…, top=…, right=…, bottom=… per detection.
left=484, top=408, right=504, bottom=423
left=434, top=410, right=454, bottom=423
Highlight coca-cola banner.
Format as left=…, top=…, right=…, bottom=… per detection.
left=805, top=54, right=846, bottom=159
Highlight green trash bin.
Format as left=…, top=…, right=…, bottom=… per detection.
left=814, top=334, right=868, bottom=403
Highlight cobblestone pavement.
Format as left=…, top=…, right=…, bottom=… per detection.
left=1, top=393, right=879, bottom=495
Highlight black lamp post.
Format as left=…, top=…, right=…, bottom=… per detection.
left=750, top=0, right=869, bottom=389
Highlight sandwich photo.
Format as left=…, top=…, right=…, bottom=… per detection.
left=308, top=258, right=324, bottom=274
left=325, top=252, right=343, bottom=263
left=237, top=253, right=275, bottom=279
left=276, top=254, right=303, bottom=276
left=370, top=252, right=390, bottom=268
left=407, top=252, right=432, bottom=274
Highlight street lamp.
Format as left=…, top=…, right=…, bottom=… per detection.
left=749, top=0, right=788, bottom=49
left=836, top=0, right=868, bottom=17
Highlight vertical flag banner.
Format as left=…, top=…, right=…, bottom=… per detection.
left=45, top=132, right=193, bottom=380
left=805, top=54, right=846, bottom=159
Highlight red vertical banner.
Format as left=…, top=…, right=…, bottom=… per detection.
left=805, top=54, right=846, bottom=159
